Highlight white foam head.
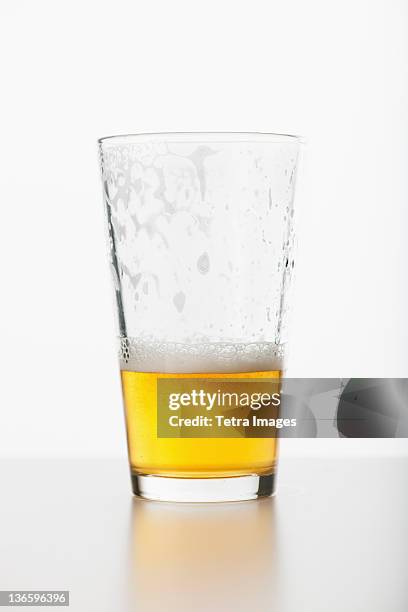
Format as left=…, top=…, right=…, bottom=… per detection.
left=119, top=338, right=284, bottom=373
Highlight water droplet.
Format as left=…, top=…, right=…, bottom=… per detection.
left=197, top=252, right=210, bottom=275
left=173, top=292, right=186, bottom=313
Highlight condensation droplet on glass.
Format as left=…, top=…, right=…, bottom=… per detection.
left=197, top=252, right=210, bottom=275
left=173, top=292, right=186, bottom=313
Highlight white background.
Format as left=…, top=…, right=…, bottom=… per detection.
left=0, top=0, right=407, bottom=457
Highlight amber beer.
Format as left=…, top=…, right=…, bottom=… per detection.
left=120, top=341, right=280, bottom=482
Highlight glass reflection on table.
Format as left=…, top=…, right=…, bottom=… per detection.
left=127, top=496, right=280, bottom=612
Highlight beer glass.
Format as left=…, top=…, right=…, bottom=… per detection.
left=98, top=132, right=300, bottom=502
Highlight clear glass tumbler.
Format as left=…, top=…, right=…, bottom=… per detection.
left=98, top=132, right=300, bottom=502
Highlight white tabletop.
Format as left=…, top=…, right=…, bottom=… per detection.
left=0, top=455, right=406, bottom=612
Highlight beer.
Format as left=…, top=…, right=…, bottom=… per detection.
left=120, top=341, right=281, bottom=479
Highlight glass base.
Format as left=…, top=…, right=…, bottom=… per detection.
left=131, top=473, right=275, bottom=503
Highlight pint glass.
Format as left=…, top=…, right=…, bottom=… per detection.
left=98, top=133, right=300, bottom=502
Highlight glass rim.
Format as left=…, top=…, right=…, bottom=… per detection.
left=98, top=131, right=302, bottom=146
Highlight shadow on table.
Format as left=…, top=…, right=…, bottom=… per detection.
left=127, top=496, right=280, bottom=612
